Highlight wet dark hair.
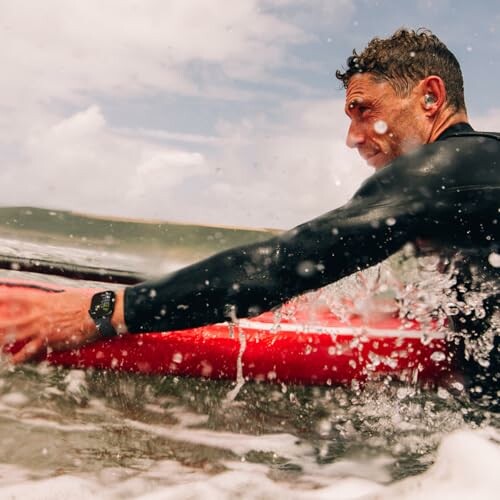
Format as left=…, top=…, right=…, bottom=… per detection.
left=336, top=28, right=466, bottom=111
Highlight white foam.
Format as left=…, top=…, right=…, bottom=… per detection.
left=1, top=391, right=30, bottom=407
left=0, top=474, right=104, bottom=500
left=123, top=417, right=313, bottom=460
left=381, top=429, right=500, bottom=499
left=0, top=429, right=498, bottom=499
left=135, top=469, right=382, bottom=500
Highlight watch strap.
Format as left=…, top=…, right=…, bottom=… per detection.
left=94, top=318, right=118, bottom=338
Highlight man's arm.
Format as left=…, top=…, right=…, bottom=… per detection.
left=3, top=136, right=497, bottom=361
left=122, top=180, right=419, bottom=332
left=0, top=168, right=415, bottom=363
left=122, top=135, right=500, bottom=334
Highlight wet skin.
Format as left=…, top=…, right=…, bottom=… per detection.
left=344, top=74, right=427, bottom=169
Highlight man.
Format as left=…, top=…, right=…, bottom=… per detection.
left=1, top=29, right=498, bottom=401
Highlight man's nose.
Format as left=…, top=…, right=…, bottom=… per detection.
left=346, top=121, right=365, bottom=149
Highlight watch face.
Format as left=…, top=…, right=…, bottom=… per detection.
left=100, top=294, right=113, bottom=314
left=90, top=291, right=116, bottom=318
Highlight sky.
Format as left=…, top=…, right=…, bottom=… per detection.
left=1, top=0, right=499, bottom=229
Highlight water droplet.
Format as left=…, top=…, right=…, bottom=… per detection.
left=296, top=260, right=316, bottom=277
left=478, top=358, right=490, bottom=368
left=444, top=302, right=459, bottom=315
left=437, top=387, right=449, bottom=399
left=430, top=351, right=446, bottom=362
left=475, top=307, right=487, bottom=319
left=374, top=120, right=388, bottom=134
left=397, top=387, right=414, bottom=399
left=488, top=252, right=500, bottom=267
left=317, top=419, right=332, bottom=436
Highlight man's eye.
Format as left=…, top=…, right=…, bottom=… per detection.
left=358, top=106, right=369, bottom=115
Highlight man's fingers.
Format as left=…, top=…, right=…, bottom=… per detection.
left=0, top=288, right=97, bottom=362
left=0, top=313, right=42, bottom=348
left=0, top=315, right=35, bottom=332
left=11, top=337, right=45, bottom=364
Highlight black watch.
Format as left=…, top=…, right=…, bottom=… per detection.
left=89, top=291, right=117, bottom=338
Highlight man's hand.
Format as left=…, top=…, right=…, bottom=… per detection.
left=0, top=287, right=103, bottom=364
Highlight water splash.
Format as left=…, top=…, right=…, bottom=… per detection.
left=225, top=322, right=247, bottom=403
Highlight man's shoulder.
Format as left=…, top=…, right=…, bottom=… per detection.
left=400, top=130, right=500, bottom=173
left=360, top=130, right=500, bottom=195
left=435, top=122, right=500, bottom=142
left=441, top=129, right=500, bottom=141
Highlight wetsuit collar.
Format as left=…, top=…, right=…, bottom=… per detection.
left=435, top=122, right=474, bottom=141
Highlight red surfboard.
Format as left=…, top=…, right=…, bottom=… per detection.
left=0, top=279, right=453, bottom=385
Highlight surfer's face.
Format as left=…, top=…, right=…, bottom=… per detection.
left=345, top=73, right=427, bottom=170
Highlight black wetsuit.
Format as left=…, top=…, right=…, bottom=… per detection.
left=125, top=123, right=499, bottom=399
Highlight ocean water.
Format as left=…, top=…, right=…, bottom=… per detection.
left=0, top=361, right=498, bottom=499
left=0, top=238, right=498, bottom=499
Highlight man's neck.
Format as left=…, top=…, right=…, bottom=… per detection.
left=428, top=109, right=469, bottom=143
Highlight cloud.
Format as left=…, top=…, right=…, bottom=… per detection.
left=190, top=98, right=368, bottom=228
left=0, top=0, right=308, bottom=108
left=0, top=98, right=365, bottom=229
left=130, top=150, right=207, bottom=199
left=0, top=106, right=210, bottom=217
left=261, top=0, right=355, bottom=29
left=0, top=1, right=365, bottom=229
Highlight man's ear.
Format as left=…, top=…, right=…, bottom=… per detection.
left=419, top=76, right=447, bottom=116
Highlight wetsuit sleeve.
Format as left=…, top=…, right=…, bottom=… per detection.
left=124, top=137, right=499, bottom=333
